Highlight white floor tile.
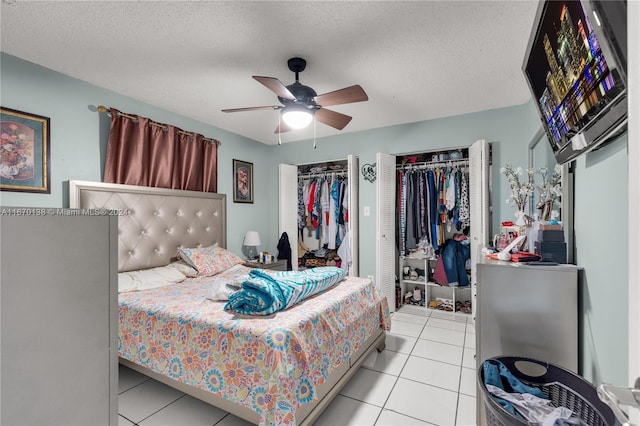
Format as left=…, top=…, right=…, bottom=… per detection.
left=383, top=333, right=418, bottom=355
left=462, top=347, right=476, bottom=370
left=453, top=313, right=470, bottom=323
left=138, top=394, right=228, bottom=425
left=411, top=338, right=463, bottom=366
left=456, top=394, right=477, bottom=426
left=459, top=367, right=477, bottom=397
left=390, top=320, right=424, bottom=338
left=214, top=414, right=255, bottom=426
left=339, top=368, right=398, bottom=407
left=392, top=312, right=428, bottom=325
left=314, top=395, right=382, bottom=426
left=426, top=317, right=467, bottom=332
left=466, top=323, right=476, bottom=334
left=375, top=409, right=430, bottom=425
left=119, top=364, right=150, bottom=394
left=400, top=356, right=461, bottom=392
left=429, top=310, right=455, bottom=320
left=419, top=326, right=466, bottom=346
left=118, top=379, right=185, bottom=423
left=363, top=348, right=410, bottom=376
left=464, top=333, right=476, bottom=349
left=385, top=377, right=458, bottom=425
left=119, top=415, right=135, bottom=426
left=397, top=305, right=431, bottom=317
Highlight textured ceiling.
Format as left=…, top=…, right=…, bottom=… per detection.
left=0, top=0, right=539, bottom=144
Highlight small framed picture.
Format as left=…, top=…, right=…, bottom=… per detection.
left=233, top=159, right=253, bottom=203
left=0, top=107, right=51, bottom=193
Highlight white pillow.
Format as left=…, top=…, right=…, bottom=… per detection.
left=118, top=265, right=186, bottom=293
left=167, top=260, right=198, bottom=278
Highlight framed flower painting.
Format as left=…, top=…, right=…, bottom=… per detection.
left=0, top=107, right=51, bottom=193
left=232, top=159, right=253, bottom=203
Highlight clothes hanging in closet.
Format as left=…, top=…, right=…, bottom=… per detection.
left=298, top=174, right=349, bottom=251
left=397, top=165, right=470, bottom=255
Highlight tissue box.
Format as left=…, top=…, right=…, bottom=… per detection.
left=537, top=230, right=565, bottom=242
left=534, top=241, right=567, bottom=263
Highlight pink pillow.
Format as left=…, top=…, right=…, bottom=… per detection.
left=178, top=245, right=244, bottom=277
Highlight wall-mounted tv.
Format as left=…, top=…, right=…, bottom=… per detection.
left=523, top=0, right=627, bottom=165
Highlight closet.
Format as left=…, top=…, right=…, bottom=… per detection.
left=376, top=139, right=491, bottom=317
left=279, top=155, right=359, bottom=276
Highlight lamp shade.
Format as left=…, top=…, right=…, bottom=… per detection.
left=243, top=231, right=261, bottom=246
left=281, top=104, right=314, bottom=129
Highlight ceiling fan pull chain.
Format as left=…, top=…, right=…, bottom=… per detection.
left=313, top=115, right=317, bottom=149
left=278, top=115, right=282, bottom=145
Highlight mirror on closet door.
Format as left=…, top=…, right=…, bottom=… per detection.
left=528, top=127, right=574, bottom=263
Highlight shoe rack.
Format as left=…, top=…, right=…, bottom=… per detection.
left=398, top=256, right=472, bottom=316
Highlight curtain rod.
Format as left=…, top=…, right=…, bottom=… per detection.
left=96, top=105, right=221, bottom=146
left=396, top=159, right=469, bottom=170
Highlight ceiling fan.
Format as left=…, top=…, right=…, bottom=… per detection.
left=222, top=57, right=368, bottom=134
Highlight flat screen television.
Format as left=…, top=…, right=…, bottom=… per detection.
left=523, top=0, right=627, bottom=165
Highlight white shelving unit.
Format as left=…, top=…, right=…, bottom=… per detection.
left=399, top=256, right=472, bottom=316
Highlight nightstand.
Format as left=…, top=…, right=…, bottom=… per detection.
left=244, top=259, right=288, bottom=271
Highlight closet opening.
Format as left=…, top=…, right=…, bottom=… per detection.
left=395, top=147, right=474, bottom=315
left=279, top=155, right=359, bottom=276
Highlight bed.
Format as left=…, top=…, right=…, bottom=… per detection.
left=69, top=180, right=389, bottom=426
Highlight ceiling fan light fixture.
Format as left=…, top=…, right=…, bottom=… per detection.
left=281, top=104, right=314, bottom=129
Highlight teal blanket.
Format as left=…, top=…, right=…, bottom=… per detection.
left=224, top=266, right=345, bottom=315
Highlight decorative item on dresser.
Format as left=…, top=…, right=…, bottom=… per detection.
left=68, top=180, right=388, bottom=426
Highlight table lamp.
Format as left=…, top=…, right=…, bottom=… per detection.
left=242, top=231, right=261, bottom=260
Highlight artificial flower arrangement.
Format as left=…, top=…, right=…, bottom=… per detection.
left=501, top=164, right=562, bottom=226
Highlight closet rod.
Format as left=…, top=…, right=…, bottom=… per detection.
left=298, top=171, right=347, bottom=179
left=396, top=159, right=469, bottom=170
left=96, top=105, right=221, bottom=145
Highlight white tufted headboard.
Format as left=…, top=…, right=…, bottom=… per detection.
left=69, top=180, right=226, bottom=272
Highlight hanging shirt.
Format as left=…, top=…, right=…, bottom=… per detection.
left=320, top=179, right=330, bottom=245
left=459, top=172, right=470, bottom=229
left=327, top=176, right=339, bottom=249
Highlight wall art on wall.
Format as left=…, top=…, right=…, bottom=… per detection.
left=0, top=107, right=51, bottom=193
left=233, top=159, right=253, bottom=203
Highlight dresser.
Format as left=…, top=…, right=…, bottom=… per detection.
left=476, top=258, right=580, bottom=372
left=1, top=211, right=118, bottom=425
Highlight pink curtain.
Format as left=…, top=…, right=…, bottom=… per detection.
left=103, top=108, right=219, bottom=192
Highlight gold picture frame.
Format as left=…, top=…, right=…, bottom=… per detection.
left=0, top=107, right=51, bottom=193
left=232, top=159, right=253, bottom=203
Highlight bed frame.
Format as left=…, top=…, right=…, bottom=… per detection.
left=69, top=180, right=385, bottom=425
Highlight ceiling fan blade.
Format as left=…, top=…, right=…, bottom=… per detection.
left=274, top=121, right=293, bottom=134
left=316, top=108, right=352, bottom=130
left=222, top=106, right=280, bottom=113
left=314, top=85, right=368, bottom=107
left=253, top=76, right=296, bottom=100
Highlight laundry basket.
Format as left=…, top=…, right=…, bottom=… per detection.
left=478, top=356, right=618, bottom=426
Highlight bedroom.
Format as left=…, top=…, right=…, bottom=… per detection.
left=0, top=1, right=638, bottom=425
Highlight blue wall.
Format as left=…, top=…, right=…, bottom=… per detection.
left=0, top=52, right=629, bottom=385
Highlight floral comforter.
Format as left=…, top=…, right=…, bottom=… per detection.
left=118, top=269, right=390, bottom=425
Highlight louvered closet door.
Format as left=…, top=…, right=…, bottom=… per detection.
left=376, top=152, right=397, bottom=311
left=469, top=139, right=491, bottom=322
left=347, top=155, right=359, bottom=276
left=279, top=164, right=299, bottom=270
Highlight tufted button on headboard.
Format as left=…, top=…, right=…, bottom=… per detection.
left=69, top=180, right=226, bottom=272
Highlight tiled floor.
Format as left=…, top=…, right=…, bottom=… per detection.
left=118, top=307, right=477, bottom=426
